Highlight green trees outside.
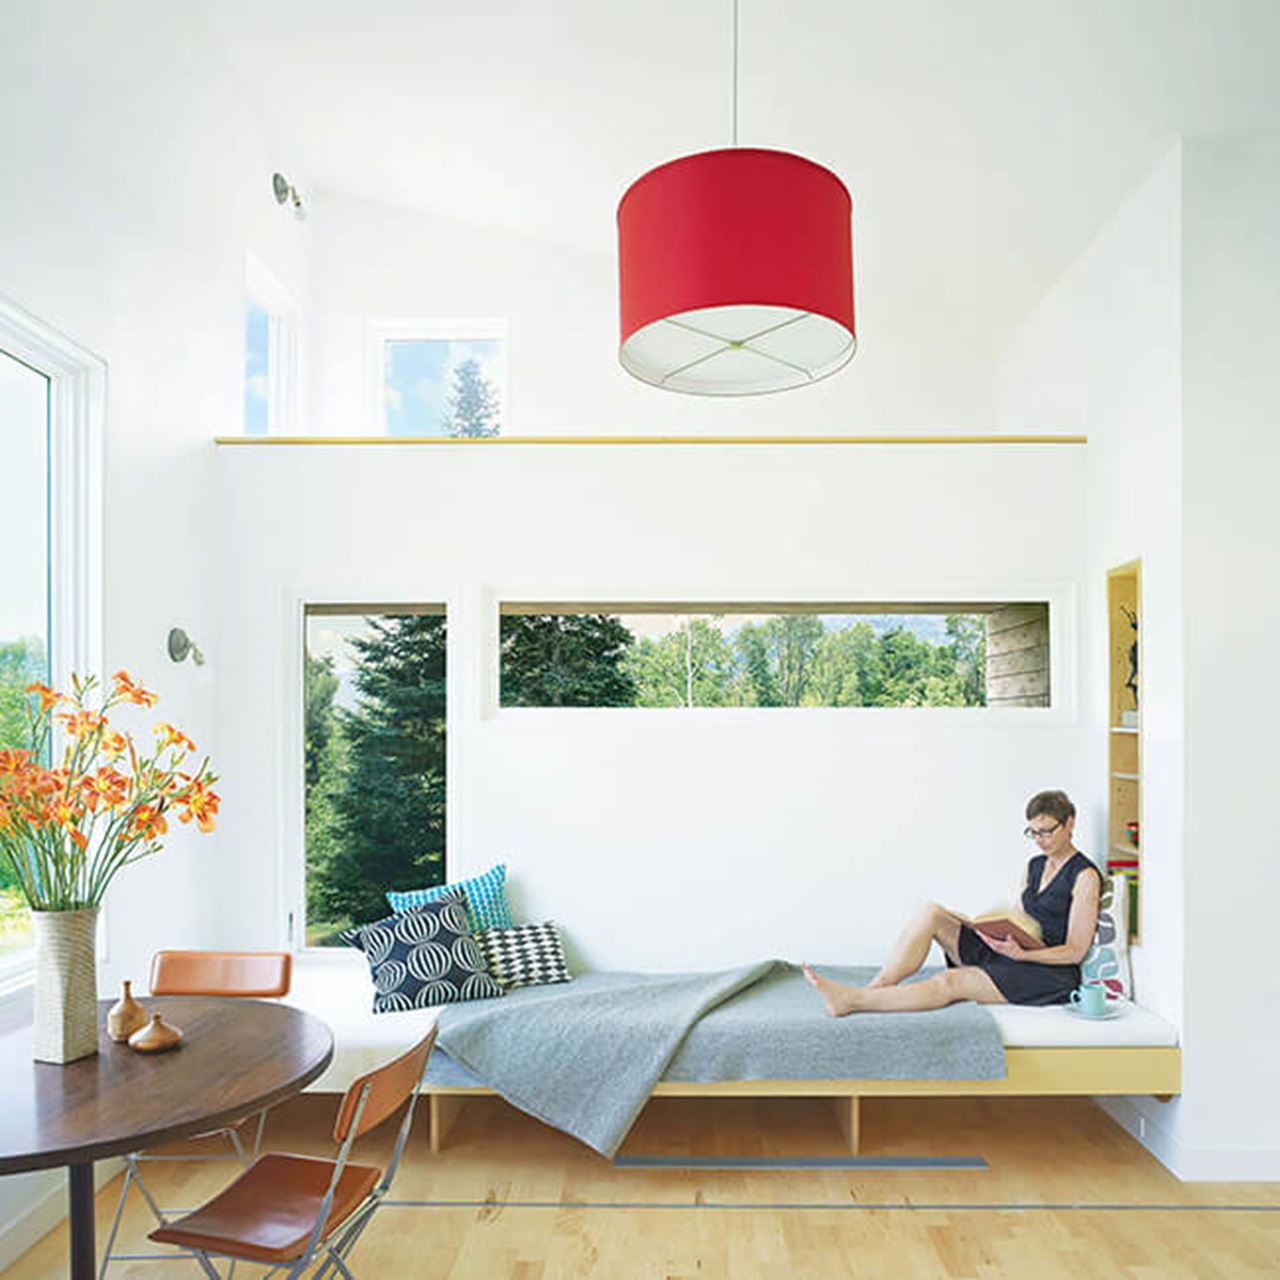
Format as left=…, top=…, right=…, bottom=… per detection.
left=616, top=614, right=985, bottom=708
left=442, top=357, right=500, bottom=437
left=623, top=620, right=737, bottom=707
left=305, top=616, right=447, bottom=942
left=500, top=614, right=636, bottom=706
left=0, top=637, right=45, bottom=752
left=0, top=638, right=46, bottom=904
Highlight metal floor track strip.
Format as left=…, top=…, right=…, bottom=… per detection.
left=384, top=1200, right=1280, bottom=1213
left=612, top=1154, right=987, bottom=1170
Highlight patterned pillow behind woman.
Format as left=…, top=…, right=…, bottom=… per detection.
left=1080, top=874, right=1132, bottom=1000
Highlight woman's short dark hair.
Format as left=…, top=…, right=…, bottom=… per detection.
left=1025, top=790, right=1076, bottom=824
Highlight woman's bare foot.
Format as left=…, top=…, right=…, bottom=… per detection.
left=801, top=963, right=863, bottom=1017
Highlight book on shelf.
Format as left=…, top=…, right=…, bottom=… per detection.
left=968, top=907, right=1045, bottom=950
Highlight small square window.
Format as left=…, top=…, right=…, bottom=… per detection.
left=370, top=321, right=506, bottom=437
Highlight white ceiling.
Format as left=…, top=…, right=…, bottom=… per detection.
left=199, top=0, right=1280, bottom=353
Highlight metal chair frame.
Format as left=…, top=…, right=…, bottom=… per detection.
left=98, top=951, right=291, bottom=1279
left=152, top=1029, right=437, bottom=1279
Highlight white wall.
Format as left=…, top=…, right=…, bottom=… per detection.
left=0, top=0, right=310, bottom=981
left=307, top=193, right=996, bottom=436
left=1178, top=136, right=1280, bottom=1180
left=998, top=145, right=1185, bottom=1021
left=0, top=0, right=310, bottom=1258
left=997, top=147, right=1186, bottom=1169
left=215, top=440, right=1090, bottom=971
left=999, top=136, right=1280, bottom=1180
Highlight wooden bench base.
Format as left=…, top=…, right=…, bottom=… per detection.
left=423, top=1046, right=1181, bottom=1154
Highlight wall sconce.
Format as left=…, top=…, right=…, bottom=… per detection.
left=272, top=172, right=305, bottom=219
left=167, top=628, right=205, bottom=666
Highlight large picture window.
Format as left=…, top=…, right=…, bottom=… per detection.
left=303, top=606, right=447, bottom=946
left=499, top=604, right=1050, bottom=708
left=0, top=293, right=104, bottom=992
left=0, top=350, right=49, bottom=966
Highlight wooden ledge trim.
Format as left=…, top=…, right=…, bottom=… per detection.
left=215, top=434, right=1088, bottom=447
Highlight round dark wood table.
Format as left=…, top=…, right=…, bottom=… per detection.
left=0, top=995, right=333, bottom=1280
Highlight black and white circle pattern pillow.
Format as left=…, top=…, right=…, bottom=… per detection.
left=476, top=922, right=572, bottom=990
left=342, top=895, right=503, bottom=1011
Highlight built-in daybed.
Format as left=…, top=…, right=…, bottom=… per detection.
left=287, top=959, right=1180, bottom=1157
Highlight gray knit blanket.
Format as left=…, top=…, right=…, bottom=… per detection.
left=429, top=961, right=1005, bottom=1157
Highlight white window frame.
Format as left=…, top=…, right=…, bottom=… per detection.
left=246, top=252, right=302, bottom=435
left=0, top=291, right=105, bottom=996
left=365, top=318, right=507, bottom=436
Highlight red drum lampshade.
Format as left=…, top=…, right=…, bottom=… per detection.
left=617, top=147, right=856, bottom=395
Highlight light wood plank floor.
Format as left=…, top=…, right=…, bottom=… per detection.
left=5, top=1094, right=1278, bottom=1278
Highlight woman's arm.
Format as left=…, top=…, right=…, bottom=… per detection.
left=984, top=868, right=1100, bottom=966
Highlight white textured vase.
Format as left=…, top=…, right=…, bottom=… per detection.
left=32, top=907, right=101, bottom=1064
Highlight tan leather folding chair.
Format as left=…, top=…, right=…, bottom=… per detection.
left=98, top=950, right=292, bottom=1278
left=149, top=1027, right=438, bottom=1279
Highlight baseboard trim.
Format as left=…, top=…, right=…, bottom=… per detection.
left=0, top=1159, right=123, bottom=1272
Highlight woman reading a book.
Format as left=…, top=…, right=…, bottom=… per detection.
left=804, top=790, right=1102, bottom=1016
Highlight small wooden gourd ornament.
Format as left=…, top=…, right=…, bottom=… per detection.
left=106, top=980, right=147, bottom=1042
left=128, top=1011, right=183, bottom=1053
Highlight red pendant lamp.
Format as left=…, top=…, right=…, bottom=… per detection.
left=616, top=4, right=855, bottom=396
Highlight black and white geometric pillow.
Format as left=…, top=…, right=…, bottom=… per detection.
left=342, top=894, right=504, bottom=1011
left=476, top=922, right=572, bottom=990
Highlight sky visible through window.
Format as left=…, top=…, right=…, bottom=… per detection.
left=385, top=338, right=503, bottom=435
left=0, top=349, right=49, bottom=657
left=244, top=302, right=269, bottom=435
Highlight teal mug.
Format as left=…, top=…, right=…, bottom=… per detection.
left=1069, top=982, right=1109, bottom=1017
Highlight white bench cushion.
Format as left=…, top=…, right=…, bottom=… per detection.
left=286, top=955, right=1180, bottom=1093
left=286, top=954, right=440, bottom=1092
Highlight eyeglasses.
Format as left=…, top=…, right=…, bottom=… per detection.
left=1023, top=821, right=1062, bottom=841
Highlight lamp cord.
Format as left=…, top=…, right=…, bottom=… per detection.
left=731, top=0, right=739, bottom=146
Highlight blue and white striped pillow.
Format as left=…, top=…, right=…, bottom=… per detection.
left=386, top=863, right=513, bottom=934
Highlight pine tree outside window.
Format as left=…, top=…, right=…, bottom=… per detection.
left=303, top=606, right=447, bottom=946
left=368, top=319, right=506, bottom=437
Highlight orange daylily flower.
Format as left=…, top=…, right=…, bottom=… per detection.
left=51, top=798, right=83, bottom=829
left=81, top=768, right=130, bottom=812
left=24, top=682, right=62, bottom=711
left=177, top=781, right=220, bottom=834
left=57, top=709, right=105, bottom=739
left=111, top=670, right=159, bottom=708
left=154, top=723, right=197, bottom=754
left=100, top=731, right=127, bottom=758
left=129, top=805, right=168, bottom=842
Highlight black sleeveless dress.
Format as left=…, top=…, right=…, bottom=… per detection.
left=950, top=850, right=1102, bottom=1005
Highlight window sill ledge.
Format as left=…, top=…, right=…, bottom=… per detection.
left=0, top=983, right=33, bottom=1036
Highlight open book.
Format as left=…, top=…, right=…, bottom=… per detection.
left=969, top=907, right=1045, bottom=950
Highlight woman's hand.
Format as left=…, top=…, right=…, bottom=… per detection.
left=984, top=935, right=1027, bottom=961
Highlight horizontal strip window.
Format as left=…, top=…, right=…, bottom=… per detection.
left=499, top=603, right=1049, bottom=709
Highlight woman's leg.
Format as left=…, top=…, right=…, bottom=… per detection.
left=869, top=902, right=965, bottom=988
left=803, top=964, right=1005, bottom=1017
